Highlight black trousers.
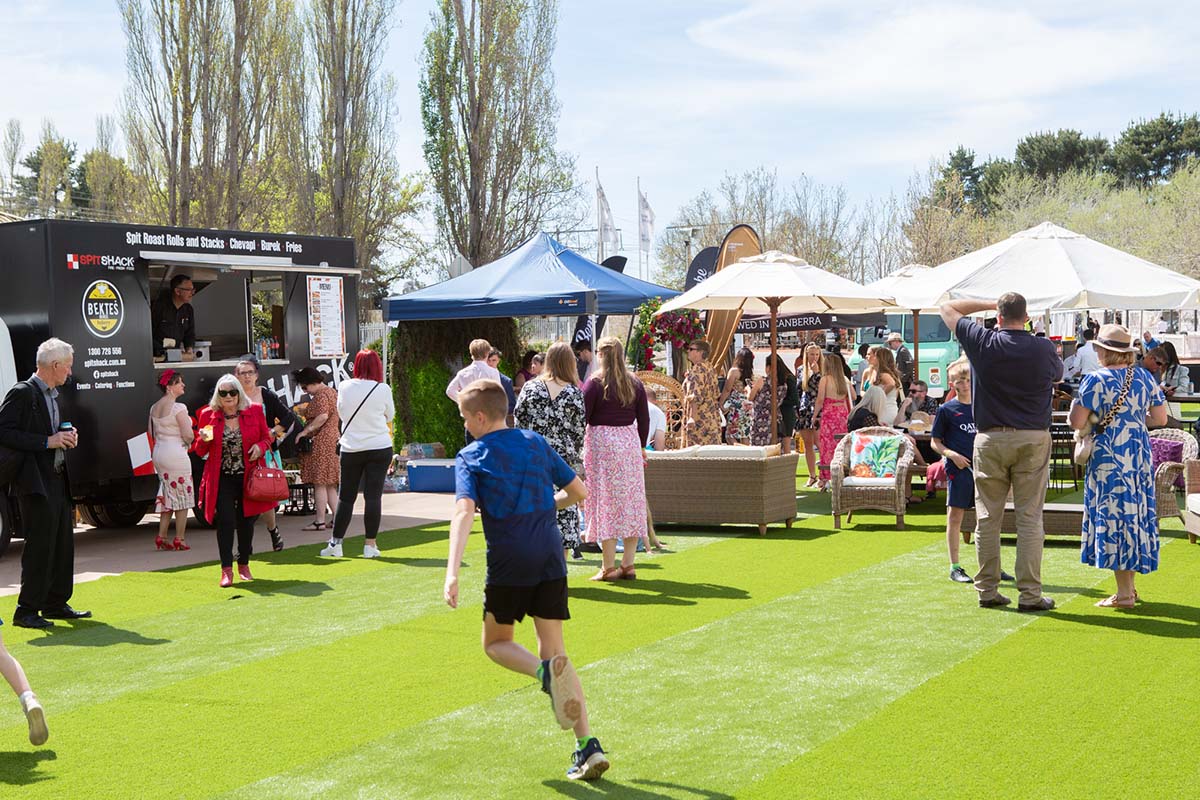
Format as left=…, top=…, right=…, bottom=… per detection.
left=16, top=472, right=74, bottom=612
left=330, top=447, right=393, bottom=541
left=216, top=472, right=258, bottom=567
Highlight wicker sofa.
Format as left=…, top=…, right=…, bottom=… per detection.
left=644, top=448, right=798, bottom=535
left=831, top=427, right=915, bottom=530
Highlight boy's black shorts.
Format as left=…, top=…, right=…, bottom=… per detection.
left=483, top=578, right=569, bottom=624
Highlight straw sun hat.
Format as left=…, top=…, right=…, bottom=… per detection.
left=886, top=332, right=903, bottom=343
left=1093, top=324, right=1136, bottom=353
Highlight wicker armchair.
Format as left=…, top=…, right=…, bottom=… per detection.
left=1149, top=428, right=1198, bottom=521
left=1184, top=461, right=1200, bottom=544
left=831, top=426, right=915, bottom=530
left=636, top=371, right=686, bottom=450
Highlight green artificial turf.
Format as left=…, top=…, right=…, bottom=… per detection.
left=0, top=494, right=1196, bottom=798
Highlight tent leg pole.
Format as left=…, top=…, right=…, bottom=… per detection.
left=911, top=309, right=920, bottom=392
left=769, top=300, right=780, bottom=446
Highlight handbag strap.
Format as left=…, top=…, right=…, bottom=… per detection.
left=339, top=382, right=380, bottom=438
left=1097, top=366, right=1134, bottom=430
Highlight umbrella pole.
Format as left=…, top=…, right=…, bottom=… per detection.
left=769, top=299, right=780, bottom=445
left=911, top=310, right=920, bottom=392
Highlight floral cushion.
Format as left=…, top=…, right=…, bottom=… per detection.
left=847, top=431, right=901, bottom=480
left=1150, top=437, right=1185, bottom=490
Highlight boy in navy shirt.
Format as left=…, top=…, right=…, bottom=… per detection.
left=445, top=379, right=608, bottom=781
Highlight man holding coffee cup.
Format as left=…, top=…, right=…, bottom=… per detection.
left=0, top=338, right=92, bottom=628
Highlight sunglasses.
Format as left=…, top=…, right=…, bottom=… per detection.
left=218, top=389, right=239, bottom=398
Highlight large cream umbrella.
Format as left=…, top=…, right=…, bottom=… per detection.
left=894, top=222, right=1200, bottom=311
left=864, top=264, right=933, bottom=381
left=658, top=250, right=897, bottom=444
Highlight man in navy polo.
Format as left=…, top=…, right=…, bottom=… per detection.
left=940, top=293, right=1063, bottom=613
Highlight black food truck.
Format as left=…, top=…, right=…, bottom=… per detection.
left=0, top=219, right=359, bottom=552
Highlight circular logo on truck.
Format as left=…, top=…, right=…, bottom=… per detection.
left=81, top=280, right=124, bottom=339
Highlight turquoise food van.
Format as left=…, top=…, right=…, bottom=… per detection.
left=848, top=313, right=960, bottom=398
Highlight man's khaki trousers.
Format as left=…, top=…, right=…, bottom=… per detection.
left=972, top=429, right=1051, bottom=605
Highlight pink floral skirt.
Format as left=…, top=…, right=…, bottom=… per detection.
left=582, top=423, right=648, bottom=543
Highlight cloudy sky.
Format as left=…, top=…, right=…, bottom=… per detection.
left=3, top=0, right=1199, bottom=277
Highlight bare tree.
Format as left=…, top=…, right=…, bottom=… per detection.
left=1, top=119, right=23, bottom=199
left=420, top=0, right=580, bottom=266
left=76, top=116, right=134, bottom=220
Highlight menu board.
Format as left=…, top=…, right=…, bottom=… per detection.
left=307, top=275, right=347, bottom=358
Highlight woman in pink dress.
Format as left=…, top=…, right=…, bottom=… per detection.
left=815, top=352, right=852, bottom=490
left=148, top=370, right=195, bottom=550
left=582, top=337, right=650, bottom=582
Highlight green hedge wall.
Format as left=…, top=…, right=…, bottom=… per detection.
left=390, top=318, right=522, bottom=456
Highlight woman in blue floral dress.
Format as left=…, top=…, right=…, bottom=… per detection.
left=1070, top=325, right=1168, bottom=608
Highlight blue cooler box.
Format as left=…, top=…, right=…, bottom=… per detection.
left=407, top=459, right=457, bottom=493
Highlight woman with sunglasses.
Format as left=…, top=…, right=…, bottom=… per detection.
left=681, top=340, right=721, bottom=446
left=193, top=375, right=275, bottom=587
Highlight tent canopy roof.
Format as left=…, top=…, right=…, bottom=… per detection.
left=386, top=233, right=678, bottom=321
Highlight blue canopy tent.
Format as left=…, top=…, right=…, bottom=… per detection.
left=386, top=232, right=679, bottom=321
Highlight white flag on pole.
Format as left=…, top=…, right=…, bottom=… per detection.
left=638, top=189, right=655, bottom=253
left=597, top=179, right=619, bottom=251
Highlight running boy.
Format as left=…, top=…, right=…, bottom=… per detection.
left=445, top=379, right=608, bottom=781
left=0, top=629, right=48, bottom=745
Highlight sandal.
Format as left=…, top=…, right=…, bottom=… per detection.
left=804, top=477, right=818, bottom=488
left=301, top=521, right=326, bottom=532
left=588, top=567, right=622, bottom=582
left=618, top=564, right=637, bottom=580
left=1095, top=594, right=1136, bottom=608
left=269, top=527, right=285, bottom=551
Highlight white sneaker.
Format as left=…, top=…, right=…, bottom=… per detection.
left=362, top=544, right=381, bottom=558
left=21, top=694, right=48, bottom=746
left=319, top=539, right=343, bottom=558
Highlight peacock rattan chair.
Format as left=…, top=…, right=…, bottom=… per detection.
left=831, top=426, right=915, bottom=530
left=636, top=370, right=686, bottom=450
left=1149, top=427, right=1199, bottom=521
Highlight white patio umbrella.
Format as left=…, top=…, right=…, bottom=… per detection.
left=658, top=250, right=896, bottom=444
left=893, top=222, right=1200, bottom=311
left=864, top=264, right=933, bottom=380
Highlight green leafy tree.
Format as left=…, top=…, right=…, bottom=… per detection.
left=1014, top=129, right=1109, bottom=179
left=941, top=146, right=983, bottom=208
left=15, top=122, right=77, bottom=216
left=1106, top=112, right=1200, bottom=187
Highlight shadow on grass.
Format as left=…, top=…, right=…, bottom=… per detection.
left=372, top=557, right=469, bottom=568
left=27, top=620, right=169, bottom=648
left=651, top=525, right=838, bottom=543
left=1049, top=600, right=1200, bottom=638
left=571, top=578, right=749, bottom=607
left=223, top=578, right=334, bottom=598
left=0, top=750, right=56, bottom=786
left=543, top=778, right=733, bottom=799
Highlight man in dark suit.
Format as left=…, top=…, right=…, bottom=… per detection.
left=0, top=338, right=91, bottom=629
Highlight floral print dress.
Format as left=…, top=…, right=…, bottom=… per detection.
left=1079, top=366, right=1164, bottom=574
left=722, top=371, right=753, bottom=442
left=750, top=378, right=787, bottom=446
left=682, top=361, right=722, bottom=446
left=795, top=372, right=822, bottom=430
left=514, top=379, right=586, bottom=550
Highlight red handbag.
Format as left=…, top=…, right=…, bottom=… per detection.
left=245, top=462, right=290, bottom=503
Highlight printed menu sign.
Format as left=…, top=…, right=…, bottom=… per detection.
left=307, top=275, right=346, bottom=358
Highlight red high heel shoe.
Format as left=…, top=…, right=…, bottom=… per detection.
left=154, top=536, right=171, bottom=551
left=219, top=567, right=234, bottom=588
left=172, top=538, right=190, bottom=551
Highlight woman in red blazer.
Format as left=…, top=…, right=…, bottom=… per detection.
left=193, top=374, right=275, bottom=587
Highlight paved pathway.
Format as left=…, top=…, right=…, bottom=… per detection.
left=0, top=492, right=458, bottom=597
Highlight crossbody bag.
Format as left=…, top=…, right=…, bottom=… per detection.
left=1074, top=365, right=1133, bottom=466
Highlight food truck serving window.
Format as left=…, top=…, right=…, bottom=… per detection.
left=149, top=264, right=288, bottom=366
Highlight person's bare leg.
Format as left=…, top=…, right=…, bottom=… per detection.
left=646, top=508, right=662, bottom=550
left=314, top=485, right=332, bottom=525
left=620, top=537, right=638, bottom=570
left=1114, top=569, right=1136, bottom=602
left=534, top=617, right=591, bottom=738
left=174, top=509, right=187, bottom=542
left=946, top=506, right=965, bottom=564
left=482, top=614, right=539, bottom=675
left=801, top=430, right=818, bottom=484
left=264, top=507, right=277, bottom=530
left=158, top=511, right=171, bottom=539
left=600, top=538, right=617, bottom=571
left=0, top=637, right=31, bottom=696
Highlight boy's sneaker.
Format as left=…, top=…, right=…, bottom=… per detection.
left=567, top=737, right=609, bottom=781
left=21, top=694, right=48, bottom=746
left=544, top=655, right=583, bottom=730
left=363, top=543, right=381, bottom=558
left=319, top=539, right=343, bottom=558
left=949, top=566, right=973, bottom=583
